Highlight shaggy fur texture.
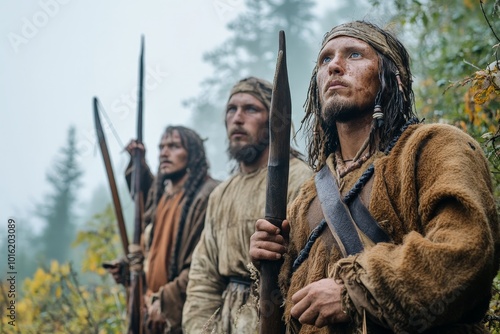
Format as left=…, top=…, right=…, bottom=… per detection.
left=280, top=123, right=500, bottom=333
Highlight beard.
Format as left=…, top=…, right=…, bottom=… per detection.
left=159, top=167, right=188, bottom=185
left=322, top=97, right=372, bottom=125
left=227, top=130, right=269, bottom=165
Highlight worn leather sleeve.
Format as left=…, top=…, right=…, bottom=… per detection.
left=335, top=124, right=500, bottom=333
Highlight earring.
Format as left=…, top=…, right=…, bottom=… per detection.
left=373, top=105, right=384, bottom=128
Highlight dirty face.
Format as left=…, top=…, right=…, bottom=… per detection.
left=225, top=92, right=269, bottom=163
left=316, top=36, right=380, bottom=124
left=158, top=130, right=188, bottom=177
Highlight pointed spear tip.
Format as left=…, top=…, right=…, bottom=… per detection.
left=139, top=35, right=145, bottom=61
left=279, top=30, right=286, bottom=52
left=93, top=97, right=99, bottom=112
left=93, top=97, right=102, bottom=136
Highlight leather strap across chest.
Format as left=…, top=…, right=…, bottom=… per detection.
left=315, top=165, right=390, bottom=257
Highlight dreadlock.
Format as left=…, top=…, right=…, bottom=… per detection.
left=156, top=125, right=209, bottom=281
left=301, top=20, right=418, bottom=171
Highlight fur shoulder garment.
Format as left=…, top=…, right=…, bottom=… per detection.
left=280, top=123, right=500, bottom=334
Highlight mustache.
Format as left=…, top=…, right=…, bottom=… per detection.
left=325, top=79, right=349, bottom=92
left=229, top=127, right=249, bottom=136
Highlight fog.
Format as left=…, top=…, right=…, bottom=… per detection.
left=1, top=0, right=369, bottom=234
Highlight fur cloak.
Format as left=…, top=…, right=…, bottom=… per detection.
left=280, top=123, right=500, bottom=333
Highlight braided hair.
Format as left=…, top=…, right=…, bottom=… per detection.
left=158, top=125, right=209, bottom=281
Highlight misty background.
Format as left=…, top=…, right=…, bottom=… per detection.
left=1, top=0, right=383, bottom=279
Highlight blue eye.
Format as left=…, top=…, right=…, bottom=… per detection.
left=322, top=56, right=332, bottom=64
left=246, top=106, right=258, bottom=113
left=350, top=52, right=361, bottom=59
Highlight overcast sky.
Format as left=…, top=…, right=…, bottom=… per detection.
left=1, top=0, right=367, bottom=234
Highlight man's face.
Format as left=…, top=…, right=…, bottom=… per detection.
left=225, top=92, right=269, bottom=163
left=316, top=36, right=380, bottom=123
left=158, top=130, right=188, bottom=177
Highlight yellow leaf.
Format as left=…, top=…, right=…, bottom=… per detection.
left=60, top=263, right=70, bottom=276
left=29, top=268, right=49, bottom=294
left=96, top=267, right=107, bottom=276
left=77, top=307, right=88, bottom=319
left=50, top=260, right=60, bottom=273
left=463, top=0, right=474, bottom=9
left=55, top=286, right=62, bottom=298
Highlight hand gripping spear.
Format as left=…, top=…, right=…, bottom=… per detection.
left=127, top=35, right=146, bottom=334
left=260, top=30, right=290, bottom=334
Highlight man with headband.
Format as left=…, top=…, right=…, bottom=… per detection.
left=250, top=21, right=499, bottom=333
left=183, top=77, right=312, bottom=333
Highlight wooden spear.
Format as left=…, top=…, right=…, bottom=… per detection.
left=260, top=30, right=290, bottom=334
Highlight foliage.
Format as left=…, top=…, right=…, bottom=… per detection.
left=369, top=0, right=500, bottom=190
left=0, top=205, right=127, bottom=333
left=369, top=0, right=500, bottom=330
left=73, top=205, right=124, bottom=277
left=449, top=58, right=500, bottom=195
left=368, top=0, right=499, bottom=126
left=37, top=126, right=84, bottom=264
left=488, top=273, right=500, bottom=332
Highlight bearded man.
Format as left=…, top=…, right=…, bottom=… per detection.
left=183, top=77, right=312, bottom=333
left=250, top=21, right=499, bottom=333
left=106, top=125, right=219, bottom=334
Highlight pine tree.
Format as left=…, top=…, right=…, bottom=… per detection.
left=37, top=126, right=83, bottom=263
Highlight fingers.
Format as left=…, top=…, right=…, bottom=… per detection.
left=146, top=301, right=165, bottom=332
left=292, top=299, right=330, bottom=328
left=290, top=283, right=309, bottom=305
left=255, top=218, right=281, bottom=234
left=125, top=140, right=145, bottom=155
left=106, top=265, right=119, bottom=274
left=125, top=140, right=137, bottom=154
left=105, top=260, right=130, bottom=286
left=290, top=284, right=326, bottom=327
left=105, top=265, right=121, bottom=284
left=112, top=273, right=123, bottom=284
left=250, top=219, right=288, bottom=262
left=290, top=279, right=348, bottom=327
left=249, top=237, right=286, bottom=261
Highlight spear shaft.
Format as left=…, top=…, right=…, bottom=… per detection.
left=128, top=35, right=146, bottom=334
left=260, top=30, right=290, bottom=334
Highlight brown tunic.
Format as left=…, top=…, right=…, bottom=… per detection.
left=146, top=190, right=184, bottom=293
left=126, top=161, right=219, bottom=333
left=183, top=157, right=313, bottom=334
left=279, top=123, right=500, bottom=333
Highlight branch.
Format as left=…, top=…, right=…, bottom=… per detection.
left=480, top=0, right=500, bottom=43
left=67, top=263, right=98, bottom=330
